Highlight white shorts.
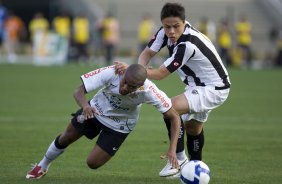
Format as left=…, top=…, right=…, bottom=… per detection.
left=181, top=86, right=230, bottom=123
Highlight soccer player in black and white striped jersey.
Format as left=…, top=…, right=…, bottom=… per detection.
left=117, top=2, right=231, bottom=178
left=142, top=2, right=231, bottom=177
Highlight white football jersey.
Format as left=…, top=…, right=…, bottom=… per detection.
left=81, top=66, right=172, bottom=133
left=148, top=21, right=231, bottom=90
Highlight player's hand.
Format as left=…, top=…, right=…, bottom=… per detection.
left=144, top=65, right=153, bottom=70
left=114, top=61, right=128, bottom=75
left=160, top=152, right=179, bottom=170
left=82, top=105, right=100, bottom=120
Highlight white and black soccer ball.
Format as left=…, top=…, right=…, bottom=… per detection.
left=180, top=160, right=210, bottom=184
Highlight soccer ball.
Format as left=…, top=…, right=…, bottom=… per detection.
left=180, top=160, right=210, bottom=184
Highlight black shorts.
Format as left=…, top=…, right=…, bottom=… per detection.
left=71, top=109, right=129, bottom=156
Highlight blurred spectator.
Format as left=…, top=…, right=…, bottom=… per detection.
left=235, top=14, right=252, bottom=68
left=267, top=26, right=279, bottom=65
left=29, top=12, right=49, bottom=42
left=276, top=28, right=282, bottom=67
left=217, top=19, right=232, bottom=67
left=269, top=26, right=279, bottom=44
left=52, top=11, right=71, bottom=39
left=4, top=11, right=24, bottom=63
left=197, top=17, right=216, bottom=44
left=0, top=0, right=7, bottom=55
left=52, top=11, right=71, bottom=61
left=71, top=12, right=90, bottom=62
left=230, top=46, right=242, bottom=68
left=137, top=13, right=156, bottom=54
left=101, top=12, right=120, bottom=65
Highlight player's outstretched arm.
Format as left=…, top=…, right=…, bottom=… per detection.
left=162, top=107, right=181, bottom=169
left=138, top=47, right=157, bottom=66
left=146, top=64, right=170, bottom=80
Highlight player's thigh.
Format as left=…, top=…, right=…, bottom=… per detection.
left=171, top=94, right=190, bottom=115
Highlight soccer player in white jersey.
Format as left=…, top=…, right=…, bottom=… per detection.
left=26, top=64, right=181, bottom=179
left=115, top=2, right=231, bottom=178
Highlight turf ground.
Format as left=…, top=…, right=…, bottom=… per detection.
left=0, top=63, right=282, bottom=184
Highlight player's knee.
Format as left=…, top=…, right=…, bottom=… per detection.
left=185, top=121, right=203, bottom=135
left=86, top=161, right=99, bottom=170
left=185, top=126, right=196, bottom=135
left=59, top=124, right=81, bottom=145
left=58, top=135, right=73, bottom=146
left=86, top=159, right=101, bottom=170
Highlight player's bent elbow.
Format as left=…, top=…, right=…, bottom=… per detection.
left=148, top=74, right=165, bottom=81
left=155, top=75, right=165, bottom=80
left=73, top=88, right=80, bottom=99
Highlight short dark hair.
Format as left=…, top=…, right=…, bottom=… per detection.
left=160, top=3, right=185, bottom=21
left=125, top=64, right=147, bottom=84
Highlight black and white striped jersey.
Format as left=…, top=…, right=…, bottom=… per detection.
left=148, top=22, right=231, bottom=89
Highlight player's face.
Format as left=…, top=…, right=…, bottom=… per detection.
left=162, top=17, right=185, bottom=43
left=119, top=77, right=143, bottom=95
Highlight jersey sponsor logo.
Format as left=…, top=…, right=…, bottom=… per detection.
left=94, top=99, right=104, bottom=114
left=193, top=140, right=200, bottom=152
left=83, top=66, right=114, bottom=78
left=102, top=91, right=129, bottom=111
left=109, top=116, right=121, bottom=123
left=149, top=85, right=170, bottom=108
left=110, top=83, right=117, bottom=87
left=192, top=89, right=199, bottom=95
left=178, top=126, right=184, bottom=138
left=93, top=99, right=121, bottom=123
left=174, top=62, right=179, bottom=67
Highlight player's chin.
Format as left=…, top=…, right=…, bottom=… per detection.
left=169, top=37, right=177, bottom=43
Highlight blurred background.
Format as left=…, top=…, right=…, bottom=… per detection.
left=0, top=0, right=282, bottom=69
left=1, top=1, right=282, bottom=183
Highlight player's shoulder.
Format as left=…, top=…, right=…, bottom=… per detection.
left=155, top=26, right=165, bottom=36
left=142, top=79, right=171, bottom=108
left=85, top=65, right=115, bottom=75
left=142, top=79, right=163, bottom=94
left=143, top=79, right=154, bottom=89
left=81, top=65, right=116, bottom=80
left=99, top=65, right=116, bottom=73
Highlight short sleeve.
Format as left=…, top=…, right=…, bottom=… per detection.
left=80, top=66, right=116, bottom=93
left=148, top=28, right=167, bottom=52
left=163, top=44, right=186, bottom=73
left=144, top=80, right=172, bottom=113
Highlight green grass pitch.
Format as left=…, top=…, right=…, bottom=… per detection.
left=0, top=64, right=282, bottom=184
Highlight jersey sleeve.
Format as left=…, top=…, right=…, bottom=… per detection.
left=144, top=80, right=172, bottom=113
left=80, top=66, right=116, bottom=93
left=147, top=27, right=167, bottom=52
left=163, top=43, right=187, bottom=73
